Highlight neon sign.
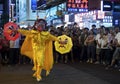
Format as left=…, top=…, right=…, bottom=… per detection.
left=103, top=1, right=112, bottom=11
left=67, top=0, right=88, bottom=12
left=31, top=0, right=37, bottom=10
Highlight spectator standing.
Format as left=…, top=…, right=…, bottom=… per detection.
left=9, top=37, right=20, bottom=65
left=107, top=30, right=120, bottom=69
left=84, top=30, right=96, bottom=63
left=91, top=24, right=97, bottom=35
left=95, top=28, right=104, bottom=64
left=79, top=28, right=89, bottom=62
left=0, top=35, right=9, bottom=65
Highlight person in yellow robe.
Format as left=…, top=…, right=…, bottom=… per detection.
left=17, top=19, right=58, bottom=81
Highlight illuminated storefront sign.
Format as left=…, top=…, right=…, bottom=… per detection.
left=67, top=0, right=88, bottom=12
left=103, top=1, right=112, bottom=11
left=74, top=11, right=97, bottom=22
left=97, top=11, right=105, bottom=19
left=64, top=14, right=69, bottom=22
left=113, top=12, right=120, bottom=26
left=64, top=10, right=113, bottom=25
left=103, top=16, right=112, bottom=23
left=113, top=2, right=120, bottom=12
left=52, top=18, right=63, bottom=26
left=31, top=0, right=37, bottom=10
left=75, top=14, right=82, bottom=22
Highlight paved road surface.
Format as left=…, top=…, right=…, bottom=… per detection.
left=0, top=63, right=120, bottom=84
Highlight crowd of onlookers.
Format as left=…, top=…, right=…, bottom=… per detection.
left=49, top=23, right=120, bottom=71
left=0, top=23, right=120, bottom=71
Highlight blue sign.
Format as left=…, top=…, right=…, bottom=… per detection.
left=37, top=0, right=46, bottom=7
left=103, top=1, right=112, bottom=11
left=68, top=8, right=88, bottom=12
left=31, top=0, right=37, bottom=10
left=113, top=2, right=120, bottom=12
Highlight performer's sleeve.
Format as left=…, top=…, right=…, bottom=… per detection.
left=49, top=34, right=58, bottom=41
left=18, top=29, right=31, bottom=36
left=18, top=29, right=37, bottom=36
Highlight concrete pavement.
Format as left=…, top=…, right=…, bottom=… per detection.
left=0, top=63, right=111, bottom=84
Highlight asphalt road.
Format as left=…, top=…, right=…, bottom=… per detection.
left=0, top=63, right=120, bottom=84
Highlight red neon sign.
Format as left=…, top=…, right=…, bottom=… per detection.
left=67, top=0, right=88, bottom=9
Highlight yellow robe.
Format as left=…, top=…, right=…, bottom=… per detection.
left=18, top=29, right=57, bottom=71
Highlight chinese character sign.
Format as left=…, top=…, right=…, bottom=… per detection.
left=67, top=0, right=88, bottom=12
